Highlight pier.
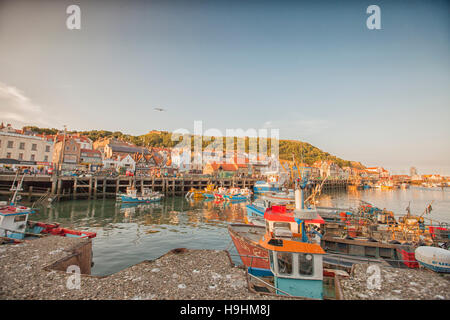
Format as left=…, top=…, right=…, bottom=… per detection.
left=0, top=175, right=349, bottom=202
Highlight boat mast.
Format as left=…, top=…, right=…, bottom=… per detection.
left=9, top=171, right=24, bottom=206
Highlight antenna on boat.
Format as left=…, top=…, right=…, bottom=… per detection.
left=420, top=200, right=434, bottom=217
left=406, top=201, right=411, bottom=217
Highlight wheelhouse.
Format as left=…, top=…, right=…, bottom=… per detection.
left=259, top=234, right=325, bottom=299
left=0, top=205, right=35, bottom=240
left=263, top=205, right=325, bottom=242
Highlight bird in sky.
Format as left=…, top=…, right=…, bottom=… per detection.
left=154, top=107, right=166, bottom=112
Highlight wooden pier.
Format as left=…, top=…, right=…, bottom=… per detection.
left=0, top=174, right=349, bottom=202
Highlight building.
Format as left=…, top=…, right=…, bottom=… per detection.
left=53, top=133, right=93, bottom=150
left=52, top=137, right=81, bottom=171
left=103, top=154, right=136, bottom=172
left=312, top=160, right=341, bottom=179
left=365, top=167, right=390, bottom=179
left=0, top=124, right=54, bottom=166
left=79, top=148, right=103, bottom=171
left=422, top=174, right=442, bottom=182
left=103, top=142, right=150, bottom=159
left=391, top=175, right=411, bottom=182
left=134, top=152, right=162, bottom=176
left=203, top=162, right=239, bottom=177
left=171, top=148, right=192, bottom=172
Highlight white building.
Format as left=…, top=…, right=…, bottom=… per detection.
left=171, top=148, right=192, bottom=172
left=103, top=154, right=135, bottom=171
left=0, top=125, right=54, bottom=163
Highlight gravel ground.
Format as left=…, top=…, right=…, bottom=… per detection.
left=0, top=236, right=287, bottom=300
left=5, top=236, right=446, bottom=300
left=340, top=263, right=450, bottom=300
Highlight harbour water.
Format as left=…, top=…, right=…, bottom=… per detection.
left=26, top=186, right=449, bottom=276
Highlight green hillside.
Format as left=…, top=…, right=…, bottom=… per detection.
left=23, top=126, right=364, bottom=169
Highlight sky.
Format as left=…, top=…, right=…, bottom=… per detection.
left=0, top=0, right=449, bottom=175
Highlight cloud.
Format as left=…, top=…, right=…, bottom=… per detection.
left=0, top=82, right=55, bottom=127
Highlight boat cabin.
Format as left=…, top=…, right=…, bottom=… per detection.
left=259, top=234, right=326, bottom=299
left=0, top=205, right=35, bottom=240
left=263, top=205, right=324, bottom=244
left=126, top=186, right=137, bottom=197
left=142, top=188, right=153, bottom=196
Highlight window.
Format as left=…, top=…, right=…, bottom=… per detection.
left=6, top=152, right=11, bottom=159
left=14, top=215, right=27, bottom=222
left=31, top=144, right=37, bottom=151
left=277, top=252, right=293, bottom=275
left=269, top=251, right=274, bottom=270
left=45, top=145, right=50, bottom=152
left=298, top=253, right=314, bottom=276
left=273, top=222, right=291, bottom=229
left=44, top=155, right=48, bottom=162
left=30, top=154, right=35, bottom=161
left=19, top=142, right=25, bottom=150
left=7, top=141, right=13, bottom=148
left=18, top=153, right=23, bottom=160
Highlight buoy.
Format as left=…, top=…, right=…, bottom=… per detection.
left=415, top=246, right=450, bottom=273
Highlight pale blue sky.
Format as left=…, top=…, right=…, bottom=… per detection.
left=0, top=0, right=449, bottom=174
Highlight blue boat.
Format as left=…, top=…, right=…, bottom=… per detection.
left=246, top=203, right=266, bottom=218
left=203, top=193, right=215, bottom=199
left=253, top=181, right=281, bottom=194
left=119, top=186, right=164, bottom=203
left=224, top=194, right=250, bottom=201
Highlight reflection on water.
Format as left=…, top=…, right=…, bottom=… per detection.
left=29, top=186, right=449, bottom=276
left=33, top=197, right=249, bottom=276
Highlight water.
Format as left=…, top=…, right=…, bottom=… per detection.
left=26, top=186, right=449, bottom=276
left=318, top=186, right=450, bottom=225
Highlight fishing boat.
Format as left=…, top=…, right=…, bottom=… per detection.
left=200, top=184, right=216, bottom=198
left=380, top=180, right=394, bottom=190
left=253, top=180, right=281, bottom=195
left=229, top=180, right=325, bottom=275
left=261, top=189, right=295, bottom=204
left=213, top=187, right=228, bottom=200
left=320, top=201, right=449, bottom=268
left=230, top=186, right=343, bottom=299
left=185, top=184, right=216, bottom=199
left=0, top=173, right=96, bottom=243
left=120, top=186, right=163, bottom=203
left=223, top=187, right=252, bottom=201
left=362, top=182, right=372, bottom=189
left=250, top=232, right=334, bottom=299
left=246, top=198, right=269, bottom=225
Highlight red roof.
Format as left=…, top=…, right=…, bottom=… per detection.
left=80, top=148, right=101, bottom=155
